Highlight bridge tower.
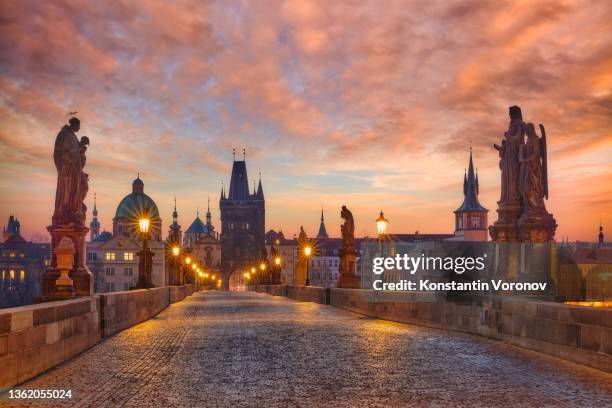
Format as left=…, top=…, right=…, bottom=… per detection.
left=220, top=151, right=265, bottom=289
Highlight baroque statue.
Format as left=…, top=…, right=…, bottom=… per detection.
left=52, top=117, right=90, bottom=226
left=490, top=106, right=556, bottom=243
left=340, top=205, right=355, bottom=250
left=519, top=123, right=548, bottom=216
left=494, top=105, right=524, bottom=206
left=337, top=205, right=359, bottom=288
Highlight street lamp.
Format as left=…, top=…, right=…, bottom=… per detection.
left=304, top=245, right=312, bottom=286
left=171, top=245, right=181, bottom=285
left=376, top=210, right=389, bottom=283
left=376, top=210, right=388, bottom=237
left=138, top=217, right=152, bottom=288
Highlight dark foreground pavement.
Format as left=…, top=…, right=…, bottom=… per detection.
left=3, top=291, right=612, bottom=407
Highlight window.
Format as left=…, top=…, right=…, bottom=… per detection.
left=470, top=216, right=480, bottom=229
left=124, top=252, right=134, bottom=261
left=124, top=267, right=133, bottom=276
left=124, top=283, right=129, bottom=291
left=457, top=217, right=463, bottom=230
left=106, top=252, right=116, bottom=261
left=9, top=252, right=15, bottom=258
left=105, top=267, right=115, bottom=276
left=19, top=270, right=25, bottom=282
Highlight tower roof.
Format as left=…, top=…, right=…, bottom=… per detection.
left=227, top=160, right=250, bottom=200
left=317, top=207, right=329, bottom=238
left=185, top=215, right=211, bottom=234
left=455, top=149, right=488, bottom=213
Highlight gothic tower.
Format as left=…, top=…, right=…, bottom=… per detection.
left=90, top=194, right=100, bottom=241
left=168, top=197, right=182, bottom=245
left=454, top=149, right=489, bottom=241
left=220, top=152, right=265, bottom=289
left=599, top=222, right=605, bottom=244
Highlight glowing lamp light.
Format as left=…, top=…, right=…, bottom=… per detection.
left=172, top=246, right=180, bottom=257
left=192, top=264, right=197, bottom=270
left=304, top=246, right=312, bottom=257
left=376, top=210, right=388, bottom=237
left=274, top=256, right=281, bottom=266
left=185, top=257, right=191, bottom=265
left=138, top=218, right=150, bottom=234
left=260, top=263, right=266, bottom=271
left=251, top=267, right=256, bottom=274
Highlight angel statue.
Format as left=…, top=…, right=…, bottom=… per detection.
left=519, top=123, right=549, bottom=216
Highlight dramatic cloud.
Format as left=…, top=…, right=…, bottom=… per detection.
left=0, top=0, right=610, bottom=241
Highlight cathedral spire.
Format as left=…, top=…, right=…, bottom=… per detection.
left=599, top=221, right=605, bottom=244
left=316, top=205, right=329, bottom=238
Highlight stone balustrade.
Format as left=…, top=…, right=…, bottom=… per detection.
left=0, top=285, right=198, bottom=388
left=247, top=285, right=612, bottom=373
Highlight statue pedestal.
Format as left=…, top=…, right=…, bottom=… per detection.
left=489, top=202, right=521, bottom=241
left=518, top=212, right=557, bottom=242
left=337, top=250, right=360, bottom=289
left=42, top=224, right=93, bottom=300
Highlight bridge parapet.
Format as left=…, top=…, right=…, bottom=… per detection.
left=0, top=285, right=198, bottom=388
left=0, top=297, right=100, bottom=387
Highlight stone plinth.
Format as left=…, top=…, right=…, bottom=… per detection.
left=42, top=224, right=93, bottom=301
left=489, top=202, right=521, bottom=241
left=518, top=212, right=557, bottom=242
left=337, top=249, right=360, bottom=289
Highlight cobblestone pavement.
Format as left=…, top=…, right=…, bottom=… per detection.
left=3, top=291, right=612, bottom=407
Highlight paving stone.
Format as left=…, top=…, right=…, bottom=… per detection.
left=3, top=291, right=612, bottom=407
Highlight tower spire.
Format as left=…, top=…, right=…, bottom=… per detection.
left=243, top=148, right=246, bottom=161
left=317, top=205, right=329, bottom=238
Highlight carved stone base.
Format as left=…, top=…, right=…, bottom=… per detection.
left=42, top=223, right=93, bottom=299
left=489, top=202, right=521, bottom=241
left=518, top=212, right=557, bottom=242
left=337, top=251, right=360, bottom=289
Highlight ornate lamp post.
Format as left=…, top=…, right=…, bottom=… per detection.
left=171, top=245, right=181, bottom=286
left=376, top=211, right=388, bottom=284
left=376, top=210, right=388, bottom=253
left=274, top=256, right=281, bottom=284
left=137, top=217, right=153, bottom=288
left=304, top=245, right=312, bottom=286
left=260, top=262, right=267, bottom=284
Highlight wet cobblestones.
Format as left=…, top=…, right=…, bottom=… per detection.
left=3, top=291, right=612, bottom=407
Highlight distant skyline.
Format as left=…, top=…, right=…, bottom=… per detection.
left=1, top=1, right=611, bottom=242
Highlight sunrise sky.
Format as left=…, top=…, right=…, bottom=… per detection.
left=0, top=0, right=610, bottom=242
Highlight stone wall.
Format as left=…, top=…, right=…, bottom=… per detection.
left=99, top=288, right=170, bottom=337
left=0, top=285, right=198, bottom=388
left=249, top=285, right=612, bottom=373
left=286, top=285, right=329, bottom=304
left=0, top=297, right=100, bottom=387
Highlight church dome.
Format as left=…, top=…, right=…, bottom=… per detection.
left=113, top=176, right=162, bottom=240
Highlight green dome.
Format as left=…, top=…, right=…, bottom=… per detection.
left=114, top=192, right=160, bottom=220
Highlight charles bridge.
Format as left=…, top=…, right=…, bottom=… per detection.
left=1, top=285, right=612, bottom=407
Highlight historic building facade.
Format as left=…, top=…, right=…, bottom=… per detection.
left=452, top=149, right=489, bottom=241
left=86, top=176, right=165, bottom=292
left=0, top=216, right=50, bottom=307
left=184, top=200, right=221, bottom=275
left=220, top=157, right=265, bottom=288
